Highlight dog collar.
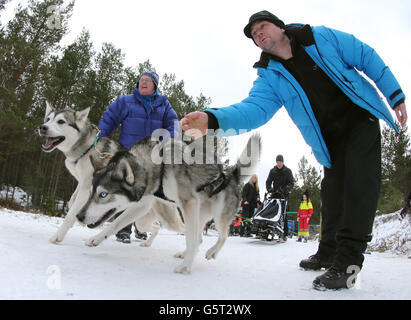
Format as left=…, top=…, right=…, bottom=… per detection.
left=74, top=144, right=94, bottom=164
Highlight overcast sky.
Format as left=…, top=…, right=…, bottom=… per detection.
left=4, top=0, right=411, bottom=195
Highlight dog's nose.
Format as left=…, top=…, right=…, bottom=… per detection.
left=76, top=211, right=85, bottom=222
left=37, top=125, right=48, bottom=135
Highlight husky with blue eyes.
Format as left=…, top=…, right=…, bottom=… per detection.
left=77, top=134, right=261, bottom=274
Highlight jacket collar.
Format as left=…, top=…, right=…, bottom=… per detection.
left=253, top=24, right=315, bottom=69
left=133, top=88, right=162, bottom=107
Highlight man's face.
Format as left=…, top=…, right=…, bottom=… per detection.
left=276, top=160, right=284, bottom=169
left=251, top=20, right=286, bottom=53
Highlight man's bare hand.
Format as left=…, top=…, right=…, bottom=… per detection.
left=394, top=103, right=407, bottom=127
left=181, top=111, right=209, bottom=139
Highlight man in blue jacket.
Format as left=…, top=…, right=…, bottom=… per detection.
left=98, top=70, right=178, bottom=243
left=181, top=11, right=407, bottom=290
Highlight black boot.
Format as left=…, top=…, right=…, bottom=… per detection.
left=299, top=253, right=334, bottom=270
left=116, top=232, right=131, bottom=244
left=135, top=230, right=148, bottom=240
left=116, top=224, right=132, bottom=244
left=313, top=265, right=359, bottom=291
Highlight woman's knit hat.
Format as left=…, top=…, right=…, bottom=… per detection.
left=138, top=71, right=159, bottom=89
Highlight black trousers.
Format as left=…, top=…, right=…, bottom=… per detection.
left=240, top=204, right=255, bottom=236
left=318, top=115, right=381, bottom=270
left=116, top=224, right=132, bottom=236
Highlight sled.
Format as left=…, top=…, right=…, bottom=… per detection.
left=249, top=191, right=288, bottom=241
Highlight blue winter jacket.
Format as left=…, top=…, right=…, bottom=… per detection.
left=205, top=25, right=405, bottom=168
left=98, top=88, right=178, bottom=149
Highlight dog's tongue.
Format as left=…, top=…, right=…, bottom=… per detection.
left=43, top=138, right=55, bottom=149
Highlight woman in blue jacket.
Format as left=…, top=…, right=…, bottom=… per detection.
left=182, top=11, right=407, bottom=290
left=98, top=71, right=178, bottom=150
left=98, top=70, right=178, bottom=243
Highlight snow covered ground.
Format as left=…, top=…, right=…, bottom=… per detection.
left=1, top=207, right=411, bottom=300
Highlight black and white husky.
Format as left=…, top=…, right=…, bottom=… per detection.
left=77, top=133, right=261, bottom=274
left=36, top=102, right=184, bottom=246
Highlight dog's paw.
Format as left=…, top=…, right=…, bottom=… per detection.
left=174, top=264, right=191, bottom=275
left=206, top=250, right=217, bottom=260
left=85, top=237, right=102, bottom=247
left=205, top=252, right=216, bottom=260
left=49, top=233, right=63, bottom=244
left=173, top=251, right=185, bottom=259
left=205, top=247, right=219, bottom=260
left=139, top=241, right=151, bottom=247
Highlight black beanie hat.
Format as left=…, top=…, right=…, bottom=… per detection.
left=276, top=154, right=284, bottom=162
left=244, top=10, right=285, bottom=39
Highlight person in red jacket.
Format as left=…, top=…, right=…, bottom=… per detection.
left=297, top=190, right=313, bottom=243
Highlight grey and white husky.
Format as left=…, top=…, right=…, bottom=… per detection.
left=77, top=133, right=261, bottom=274
left=36, top=102, right=184, bottom=246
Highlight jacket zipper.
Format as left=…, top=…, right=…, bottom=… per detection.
left=278, top=69, right=331, bottom=166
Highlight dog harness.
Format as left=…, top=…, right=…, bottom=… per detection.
left=197, top=171, right=228, bottom=197
left=153, top=163, right=175, bottom=203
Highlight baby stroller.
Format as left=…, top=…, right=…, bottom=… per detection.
left=249, top=191, right=288, bottom=241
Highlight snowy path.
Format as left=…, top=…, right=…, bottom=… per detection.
left=1, top=208, right=410, bottom=300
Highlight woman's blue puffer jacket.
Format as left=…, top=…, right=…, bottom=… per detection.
left=98, top=88, right=178, bottom=149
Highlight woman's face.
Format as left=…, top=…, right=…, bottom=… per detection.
left=303, top=194, right=307, bottom=201
left=138, top=75, right=155, bottom=96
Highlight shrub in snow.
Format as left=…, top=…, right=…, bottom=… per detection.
left=369, top=212, right=411, bottom=255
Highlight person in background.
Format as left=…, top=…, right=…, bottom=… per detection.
left=98, top=70, right=178, bottom=243
left=265, top=155, right=294, bottom=198
left=265, top=154, right=294, bottom=241
left=241, top=174, right=260, bottom=237
left=297, top=190, right=313, bottom=243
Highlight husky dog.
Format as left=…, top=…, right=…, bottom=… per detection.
left=36, top=102, right=184, bottom=245
left=77, top=134, right=261, bottom=274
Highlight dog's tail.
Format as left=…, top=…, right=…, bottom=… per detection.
left=232, top=133, right=261, bottom=184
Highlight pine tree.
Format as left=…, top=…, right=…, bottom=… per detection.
left=379, top=123, right=411, bottom=213
left=0, top=0, right=74, bottom=209
left=289, top=156, right=322, bottom=225
left=0, top=1, right=214, bottom=214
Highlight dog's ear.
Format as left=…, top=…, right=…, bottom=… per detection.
left=45, top=101, right=55, bottom=120
left=75, top=107, right=90, bottom=124
left=131, top=162, right=147, bottom=201
left=132, top=184, right=146, bottom=202
left=113, top=158, right=135, bottom=186
left=89, top=155, right=107, bottom=171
